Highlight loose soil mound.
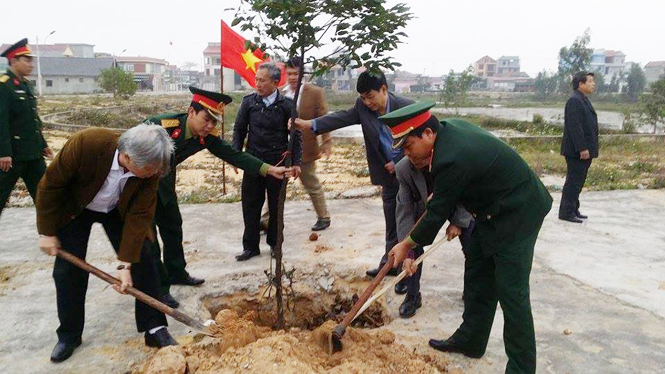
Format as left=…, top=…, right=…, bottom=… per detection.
left=135, top=310, right=444, bottom=373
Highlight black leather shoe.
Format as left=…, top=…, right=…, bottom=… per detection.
left=236, top=250, right=260, bottom=261
left=161, top=293, right=180, bottom=308
left=576, top=212, right=588, bottom=219
left=145, top=328, right=178, bottom=348
left=429, top=337, right=483, bottom=358
left=399, top=292, right=422, bottom=318
left=311, top=218, right=331, bottom=231
left=50, top=338, right=81, bottom=363
left=170, top=274, right=205, bottom=286
left=394, top=280, right=408, bottom=295
left=559, top=215, right=583, bottom=223
left=366, top=267, right=399, bottom=278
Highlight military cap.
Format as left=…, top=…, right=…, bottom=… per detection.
left=189, top=86, right=232, bottom=121
left=1, top=38, right=35, bottom=59
left=378, top=100, right=436, bottom=148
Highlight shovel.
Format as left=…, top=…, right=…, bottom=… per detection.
left=56, top=248, right=215, bottom=336
left=329, top=255, right=395, bottom=353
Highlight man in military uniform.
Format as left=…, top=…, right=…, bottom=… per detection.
left=145, top=86, right=291, bottom=308
left=0, top=38, right=53, bottom=217
left=386, top=101, right=552, bottom=374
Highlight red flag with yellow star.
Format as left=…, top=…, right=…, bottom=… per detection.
left=221, top=20, right=285, bottom=88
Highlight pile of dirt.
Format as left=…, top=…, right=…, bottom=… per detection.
left=135, top=310, right=446, bottom=373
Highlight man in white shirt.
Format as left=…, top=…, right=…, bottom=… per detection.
left=37, top=124, right=177, bottom=363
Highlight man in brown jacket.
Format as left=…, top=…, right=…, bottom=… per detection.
left=37, top=124, right=177, bottom=363
left=265, top=57, right=331, bottom=231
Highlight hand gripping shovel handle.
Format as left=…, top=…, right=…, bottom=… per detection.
left=55, top=248, right=213, bottom=336
left=352, top=237, right=446, bottom=322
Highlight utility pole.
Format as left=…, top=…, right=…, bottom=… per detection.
left=36, top=30, right=55, bottom=96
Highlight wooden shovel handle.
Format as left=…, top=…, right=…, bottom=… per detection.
left=55, top=249, right=210, bottom=334
left=339, top=256, right=395, bottom=330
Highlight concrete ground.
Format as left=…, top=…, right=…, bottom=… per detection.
left=0, top=190, right=664, bottom=373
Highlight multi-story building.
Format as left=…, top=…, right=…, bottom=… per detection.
left=589, top=49, right=627, bottom=79
left=115, top=56, right=168, bottom=91
left=164, top=65, right=202, bottom=91
left=496, top=56, right=520, bottom=77
left=202, top=42, right=250, bottom=91
left=645, top=61, right=665, bottom=84
left=474, top=56, right=497, bottom=78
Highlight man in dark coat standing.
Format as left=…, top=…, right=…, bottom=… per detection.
left=559, top=71, right=598, bottom=223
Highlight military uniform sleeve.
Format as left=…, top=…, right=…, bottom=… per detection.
left=206, top=135, right=266, bottom=175
left=410, top=162, right=468, bottom=246
left=0, top=84, right=12, bottom=157
left=565, top=99, right=588, bottom=153
left=36, top=134, right=83, bottom=235
left=232, top=98, right=251, bottom=151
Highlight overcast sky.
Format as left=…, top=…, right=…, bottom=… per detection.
left=2, top=0, right=662, bottom=77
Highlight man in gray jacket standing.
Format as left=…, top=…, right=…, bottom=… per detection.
left=293, top=71, right=412, bottom=279
left=395, top=156, right=475, bottom=317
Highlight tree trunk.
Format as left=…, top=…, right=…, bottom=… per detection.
left=272, top=46, right=306, bottom=329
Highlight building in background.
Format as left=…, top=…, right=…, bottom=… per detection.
left=164, top=65, right=202, bottom=91
left=496, top=56, right=520, bottom=77
left=115, top=56, right=169, bottom=91
left=202, top=42, right=250, bottom=91
left=590, top=49, right=628, bottom=79
left=28, top=57, right=114, bottom=94
left=474, top=56, right=497, bottom=78
left=645, top=61, right=665, bottom=84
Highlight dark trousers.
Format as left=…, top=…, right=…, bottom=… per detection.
left=559, top=157, right=592, bottom=218
left=151, top=199, right=188, bottom=295
left=378, top=176, right=400, bottom=267
left=53, top=209, right=167, bottom=344
left=407, top=220, right=476, bottom=298
left=450, top=224, right=542, bottom=374
left=0, top=158, right=46, bottom=217
left=241, top=171, right=284, bottom=253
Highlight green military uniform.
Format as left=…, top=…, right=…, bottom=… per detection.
left=145, top=112, right=270, bottom=295
left=381, top=102, right=552, bottom=374
left=0, top=69, right=48, bottom=216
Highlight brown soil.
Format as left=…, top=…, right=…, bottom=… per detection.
left=200, top=286, right=389, bottom=331
left=135, top=310, right=448, bottom=373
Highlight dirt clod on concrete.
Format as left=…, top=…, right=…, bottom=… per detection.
left=135, top=311, right=444, bottom=373
left=309, top=233, right=319, bottom=241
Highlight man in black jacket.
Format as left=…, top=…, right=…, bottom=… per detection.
left=559, top=71, right=598, bottom=223
left=292, top=71, right=413, bottom=286
left=233, top=63, right=302, bottom=261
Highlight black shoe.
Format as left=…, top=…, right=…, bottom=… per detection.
left=559, top=215, right=583, bottom=223
left=236, top=250, right=260, bottom=261
left=161, top=293, right=180, bottom=309
left=429, top=337, right=483, bottom=359
left=170, top=274, right=205, bottom=286
left=399, top=293, right=422, bottom=318
left=50, top=338, right=82, bottom=363
left=576, top=212, right=588, bottom=219
left=145, top=328, right=178, bottom=348
left=311, top=218, right=331, bottom=231
left=366, top=266, right=399, bottom=278
left=394, top=280, right=408, bottom=295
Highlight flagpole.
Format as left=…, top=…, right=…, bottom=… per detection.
left=220, top=20, right=227, bottom=195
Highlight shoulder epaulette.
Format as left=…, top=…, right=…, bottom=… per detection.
left=161, top=119, right=180, bottom=129
left=209, top=128, right=220, bottom=137
left=0, top=75, right=9, bottom=84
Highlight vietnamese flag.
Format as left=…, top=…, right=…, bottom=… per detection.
left=221, top=20, right=285, bottom=88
